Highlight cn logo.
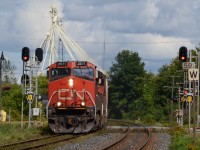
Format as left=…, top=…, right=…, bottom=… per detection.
left=188, top=69, right=199, bottom=81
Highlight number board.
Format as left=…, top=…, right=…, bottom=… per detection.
left=76, top=61, right=87, bottom=66
left=182, top=62, right=195, bottom=70
left=57, top=62, right=67, bottom=66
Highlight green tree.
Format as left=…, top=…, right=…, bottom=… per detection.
left=2, top=83, right=23, bottom=120
left=134, top=72, right=158, bottom=123
left=37, top=75, right=48, bottom=95
left=1, top=75, right=48, bottom=120
left=108, top=50, right=145, bottom=119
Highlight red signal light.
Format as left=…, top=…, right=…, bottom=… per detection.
left=23, top=56, right=28, bottom=61
left=22, top=47, right=29, bottom=62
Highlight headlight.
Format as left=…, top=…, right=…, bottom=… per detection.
left=69, top=78, right=74, bottom=87
left=57, top=101, right=62, bottom=107
left=81, top=101, right=85, bottom=106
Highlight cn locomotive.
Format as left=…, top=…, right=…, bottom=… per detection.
left=46, top=61, right=108, bottom=133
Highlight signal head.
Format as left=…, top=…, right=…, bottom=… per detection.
left=179, top=46, right=187, bottom=62
left=22, top=47, right=30, bottom=62
left=35, top=48, right=43, bottom=62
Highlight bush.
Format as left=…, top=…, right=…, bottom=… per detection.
left=170, top=126, right=200, bottom=150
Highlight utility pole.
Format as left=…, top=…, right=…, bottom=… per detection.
left=102, top=29, right=106, bottom=70
left=196, top=49, right=200, bottom=126
left=188, top=49, right=200, bottom=126
left=0, top=52, right=5, bottom=121
left=164, top=75, right=180, bottom=126
left=193, top=80, right=196, bottom=145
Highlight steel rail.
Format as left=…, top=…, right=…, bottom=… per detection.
left=0, top=134, right=81, bottom=150
left=102, top=127, right=130, bottom=150
left=19, top=135, right=80, bottom=150
left=0, top=134, right=60, bottom=148
left=138, top=128, right=151, bottom=150
left=105, top=119, right=152, bottom=150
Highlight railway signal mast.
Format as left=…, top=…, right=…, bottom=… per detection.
left=21, top=47, right=43, bottom=128
left=176, top=46, right=189, bottom=126
left=179, top=46, right=199, bottom=145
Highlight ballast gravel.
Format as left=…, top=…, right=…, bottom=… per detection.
left=55, top=132, right=171, bottom=150
left=56, top=133, right=124, bottom=150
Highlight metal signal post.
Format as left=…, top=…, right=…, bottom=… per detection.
left=179, top=46, right=200, bottom=146
left=21, top=47, right=43, bottom=128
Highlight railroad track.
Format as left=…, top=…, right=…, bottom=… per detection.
left=103, top=119, right=151, bottom=150
left=0, top=134, right=80, bottom=150
left=0, top=120, right=152, bottom=150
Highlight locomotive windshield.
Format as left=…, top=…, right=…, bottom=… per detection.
left=73, top=68, right=94, bottom=81
left=50, top=68, right=71, bottom=81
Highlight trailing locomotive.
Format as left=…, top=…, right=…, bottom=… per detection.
left=46, top=61, right=108, bottom=133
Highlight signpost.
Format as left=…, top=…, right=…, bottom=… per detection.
left=188, top=68, right=199, bottom=145
left=188, top=69, right=199, bottom=81
left=187, top=96, right=193, bottom=103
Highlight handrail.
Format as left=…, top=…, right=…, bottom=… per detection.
left=46, top=91, right=58, bottom=119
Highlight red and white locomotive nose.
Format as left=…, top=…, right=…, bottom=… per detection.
left=47, top=61, right=108, bottom=133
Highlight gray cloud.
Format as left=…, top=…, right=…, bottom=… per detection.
left=0, top=0, right=199, bottom=79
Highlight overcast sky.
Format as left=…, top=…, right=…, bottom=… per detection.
left=0, top=0, right=200, bottom=80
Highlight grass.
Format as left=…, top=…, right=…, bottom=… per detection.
left=2, top=120, right=200, bottom=150
left=170, top=126, right=200, bottom=150
left=0, top=121, right=52, bottom=145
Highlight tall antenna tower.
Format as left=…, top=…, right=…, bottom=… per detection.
left=39, top=6, right=104, bottom=73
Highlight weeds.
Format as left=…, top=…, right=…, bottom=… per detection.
left=0, top=122, right=50, bottom=145
left=170, top=126, right=200, bottom=150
